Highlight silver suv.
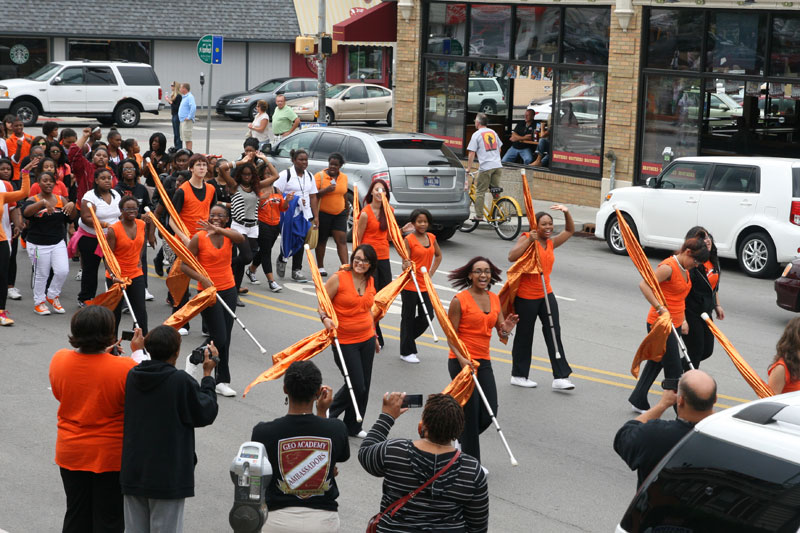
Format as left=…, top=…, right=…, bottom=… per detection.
left=265, top=127, right=470, bottom=240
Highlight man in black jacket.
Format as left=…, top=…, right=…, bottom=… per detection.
left=121, top=326, right=219, bottom=532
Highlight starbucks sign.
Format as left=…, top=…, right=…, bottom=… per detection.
left=9, top=44, right=29, bottom=65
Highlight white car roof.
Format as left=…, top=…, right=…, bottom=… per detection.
left=674, top=156, right=800, bottom=166
left=52, top=60, right=151, bottom=67
left=695, top=391, right=800, bottom=465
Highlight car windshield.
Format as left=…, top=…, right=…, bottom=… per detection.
left=26, top=63, right=61, bottom=81
left=378, top=139, right=461, bottom=167
left=326, top=85, right=349, bottom=98
left=253, top=79, right=283, bottom=93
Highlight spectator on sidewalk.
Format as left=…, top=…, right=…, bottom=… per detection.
left=465, top=113, right=502, bottom=223
left=178, top=83, right=196, bottom=151
left=271, top=94, right=300, bottom=141
left=502, top=109, right=537, bottom=165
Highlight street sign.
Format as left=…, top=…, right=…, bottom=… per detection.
left=197, top=34, right=223, bottom=64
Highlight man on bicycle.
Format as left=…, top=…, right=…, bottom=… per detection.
left=466, top=113, right=503, bottom=223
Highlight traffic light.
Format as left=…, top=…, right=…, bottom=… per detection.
left=321, top=36, right=333, bottom=55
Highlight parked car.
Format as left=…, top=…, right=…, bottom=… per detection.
left=616, top=391, right=800, bottom=532
left=0, top=60, right=161, bottom=126
left=468, top=77, right=507, bottom=115
left=776, top=259, right=800, bottom=312
left=263, top=127, right=470, bottom=240
left=595, top=157, right=800, bottom=278
left=287, top=83, right=392, bottom=126
left=529, top=96, right=601, bottom=125
left=215, top=77, right=324, bottom=120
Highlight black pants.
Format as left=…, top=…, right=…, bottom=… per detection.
left=400, top=290, right=433, bottom=356
left=140, top=245, right=148, bottom=288
left=201, top=286, right=236, bottom=384
left=278, top=247, right=303, bottom=272
left=232, top=236, right=258, bottom=290
left=78, top=235, right=102, bottom=303
left=252, top=222, right=280, bottom=275
left=329, top=338, right=375, bottom=435
left=8, top=235, right=18, bottom=286
left=682, top=309, right=714, bottom=369
left=59, top=467, right=124, bottom=533
left=107, top=276, right=148, bottom=337
left=628, top=322, right=684, bottom=410
left=0, top=240, right=9, bottom=309
left=511, top=294, right=572, bottom=379
left=448, top=358, right=496, bottom=463
left=373, top=258, right=391, bottom=347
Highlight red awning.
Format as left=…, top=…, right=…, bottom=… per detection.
left=332, top=1, right=397, bottom=43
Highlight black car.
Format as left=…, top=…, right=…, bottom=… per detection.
left=215, top=77, right=326, bottom=120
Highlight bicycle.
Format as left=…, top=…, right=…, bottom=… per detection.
left=458, top=172, right=523, bottom=240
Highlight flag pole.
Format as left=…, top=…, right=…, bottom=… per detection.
left=215, top=296, right=268, bottom=354
left=671, top=324, right=694, bottom=370
left=416, top=267, right=438, bottom=342
left=540, top=276, right=562, bottom=359
left=470, top=370, right=519, bottom=466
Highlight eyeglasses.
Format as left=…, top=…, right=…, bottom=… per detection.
left=353, top=257, right=370, bottom=265
left=471, top=269, right=492, bottom=276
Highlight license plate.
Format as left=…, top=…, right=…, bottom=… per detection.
left=423, top=176, right=440, bottom=187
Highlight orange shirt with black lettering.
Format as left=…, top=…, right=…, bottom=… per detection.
left=178, top=181, right=215, bottom=237
left=333, top=269, right=376, bottom=344
left=448, top=290, right=500, bottom=360
left=647, top=256, right=692, bottom=327
left=403, top=232, right=437, bottom=292
left=360, top=204, right=390, bottom=260
left=107, top=220, right=145, bottom=279
left=314, top=170, right=348, bottom=215
left=49, top=349, right=137, bottom=472
left=257, top=188, right=288, bottom=226
left=196, top=231, right=235, bottom=291
left=517, top=235, right=554, bottom=299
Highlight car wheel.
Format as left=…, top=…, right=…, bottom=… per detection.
left=479, top=101, right=497, bottom=115
left=325, top=108, right=335, bottom=124
left=605, top=213, right=637, bottom=255
left=114, top=102, right=140, bottom=127
left=433, top=226, right=457, bottom=241
left=249, top=104, right=258, bottom=120
left=96, top=117, right=115, bottom=126
left=386, top=110, right=392, bottom=127
left=737, top=231, right=777, bottom=278
left=10, top=101, right=38, bottom=126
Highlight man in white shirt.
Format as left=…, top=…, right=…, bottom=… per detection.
left=273, top=157, right=319, bottom=282
left=465, top=113, right=503, bottom=222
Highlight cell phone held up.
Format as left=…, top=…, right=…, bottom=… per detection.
left=121, top=330, right=135, bottom=342
left=401, top=394, right=424, bottom=409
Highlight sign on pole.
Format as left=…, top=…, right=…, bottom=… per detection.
left=197, top=34, right=223, bottom=153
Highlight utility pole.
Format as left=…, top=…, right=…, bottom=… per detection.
left=317, top=0, right=327, bottom=123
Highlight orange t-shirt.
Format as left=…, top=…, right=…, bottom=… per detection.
left=333, top=269, right=376, bottom=344
left=403, top=232, right=437, bottom=292
left=360, top=204, right=390, bottom=260
left=49, top=348, right=137, bottom=472
left=196, top=230, right=234, bottom=291
left=448, top=290, right=500, bottom=360
left=704, top=260, right=719, bottom=290
left=178, top=181, right=215, bottom=237
left=647, top=256, right=692, bottom=327
left=30, top=180, right=69, bottom=197
left=257, top=189, right=288, bottom=226
left=107, top=219, right=145, bottom=279
left=314, top=170, right=348, bottom=215
left=7, top=133, right=33, bottom=179
left=768, top=358, right=800, bottom=393
left=0, top=171, right=30, bottom=241
left=517, top=235, right=554, bottom=299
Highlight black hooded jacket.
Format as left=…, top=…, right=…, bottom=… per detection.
left=120, top=360, right=218, bottom=499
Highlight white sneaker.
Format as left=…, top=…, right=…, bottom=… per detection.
left=75, top=269, right=82, bottom=281
left=178, top=327, right=189, bottom=336
left=510, top=376, right=538, bottom=388
left=400, top=353, right=420, bottom=364
left=552, top=378, right=575, bottom=390
left=144, top=288, right=154, bottom=301
left=215, top=383, right=236, bottom=397
left=319, top=268, right=327, bottom=277
left=629, top=402, right=647, bottom=414
left=7, top=287, right=21, bottom=300
left=352, top=430, right=367, bottom=439
left=269, top=280, right=282, bottom=293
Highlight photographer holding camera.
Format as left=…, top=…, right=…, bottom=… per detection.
left=120, top=326, right=220, bottom=532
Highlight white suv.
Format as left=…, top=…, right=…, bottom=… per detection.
left=0, top=61, right=161, bottom=127
left=595, top=157, right=800, bottom=278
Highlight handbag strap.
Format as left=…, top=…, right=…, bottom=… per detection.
left=384, top=449, right=461, bottom=518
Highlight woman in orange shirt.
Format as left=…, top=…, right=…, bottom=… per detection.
left=49, top=305, right=143, bottom=533
left=0, top=159, right=31, bottom=326
left=447, top=256, right=518, bottom=463
left=181, top=204, right=244, bottom=397
left=314, top=152, right=349, bottom=274
left=628, top=237, right=709, bottom=412
left=507, top=205, right=575, bottom=390
left=249, top=179, right=291, bottom=293
left=321, top=244, right=379, bottom=437
left=768, top=317, right=800, bottom=395
left=106, top=196, right=149, bottom=336
left=356, top=179, right=391, bottom=347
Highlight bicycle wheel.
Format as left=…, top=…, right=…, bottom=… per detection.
left=458, top=203, right=479, bottom=233
left=492, top=198, right=522, bottom=240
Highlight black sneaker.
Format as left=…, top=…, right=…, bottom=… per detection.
left=236, top=297, right=245, bottom=307
left=276, top=259, right=286, bottom=278
left=246, top=270, right=260, bottom=284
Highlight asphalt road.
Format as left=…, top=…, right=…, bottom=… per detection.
left=1, top=116, right=794, bottom=532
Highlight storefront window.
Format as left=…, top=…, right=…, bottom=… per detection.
left=423, top=60, right=467, bottom=150
left=550, top=70, right=605, bottom=175
left=469, top=5, right=511, bottom=59
left=347, top=46, right=383, bottom=81
left=427, top=3, right=466, bottom=55
left=706, top=13, right=767, bottom=76
left=646, top=9, right=702, bottom=71
left=0, top=38, right=48, bottom=79
left=68, top=39, right=150, bottom=64
left=515, top=7, right=559, bottom=62
left=562, top=8, right=609, bottom=66
left=771, top=14, right=800, bottom=78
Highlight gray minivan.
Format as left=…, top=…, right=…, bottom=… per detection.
left=264, top=127, right=470, bottom=240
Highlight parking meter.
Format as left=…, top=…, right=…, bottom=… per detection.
left=229, top=441, right=271, bottom=533
left=200, top=72, right=205, bottom=87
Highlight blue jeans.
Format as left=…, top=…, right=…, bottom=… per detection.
left=502, top=145, right=535, bottom=164
left=171, top=114, right=182, bottom=149
left=537, top=138, right=551, bottom=165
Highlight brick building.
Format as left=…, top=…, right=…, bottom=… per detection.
left=392, top=0, right=800, bottom=206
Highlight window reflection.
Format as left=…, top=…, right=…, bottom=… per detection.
left=771, top=14, right=800, bottom=77
left=647, top=9, right=702, bottom=71
left=427, top=3, right=466, bottom=55
left=423, top=60, right=467, bottom=150
left=469, top=5, right=511, bottom=59
left=514, top=7, right=559, bottom=62
left=562, top=8, right=610, bottom=65
left=550, top=70, right=606, bottom=175
left=706, top=12, right=767, bottom=75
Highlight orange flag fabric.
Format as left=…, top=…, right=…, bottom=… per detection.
left=352, top=184, right=360, bottom=249
left=371, top=267, right=414, bottom=322
left=381, top=194, right=409, bottom=261
left=421, top=270, right=478, bottom=406
left=702, top=313, right=772, bottom=398
left=307, top=245, right=338, bottom=336
left=629, top=312, right=672, bottom=378
left=85, top=204, right=129, bottom=310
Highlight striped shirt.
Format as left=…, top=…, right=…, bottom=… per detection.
left=230, top=186, right=258, bottom=224
left=358, top=413, right=489, bottom=532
